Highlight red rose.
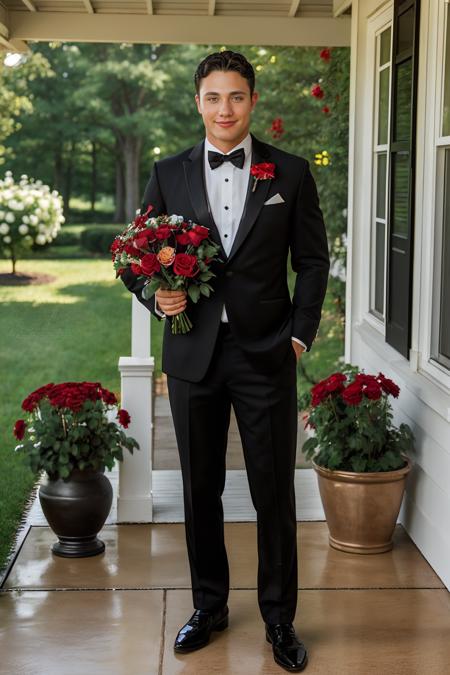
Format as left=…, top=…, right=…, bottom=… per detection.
left=342, top=381, right=363, bottom=405
left=131, top=262, right=142, bottom=275
left=176, top=232, right=191, bottom=245
left=140, top=253, right=161, bottom=276
left=110, top=239, right=123, bottom=254
left=324, top=372, right=347, bottom=394
left=311, top=84, right=324, bottom=99
left=118, top=408, right=131, bottom=428
left=124, top=243, right=137, bottom=255
left=133, top=228, right=157, bottom=249
left=13, top=419, right=26, bottom=440
left=311, top=381, right=327, bottom=407
left=271, top=118, right=284, bottom=139
left=188, top=225, right=210, bottom=247
left=377, top=372, right=400, bottom=398
left=322, top=106, right=330, bottom=114
left=132, top=236, right=148, bottom=250
left=155, top=225, right=172, bottom=240
left=22, top=383, right=55, bottom=412
left=310, top=372, right=346, bottom=406
left=100, top=387, right=118, bottom=405
left=173, top=253, right=199, bottom=277
left=320, top=48, right=331, bottom=61
left=364, top=382, right=382, bottom=400
left=250, top=162, right=275, bottom=180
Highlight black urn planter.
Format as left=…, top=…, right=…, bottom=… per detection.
left=38, top=467, right=113, bottom=558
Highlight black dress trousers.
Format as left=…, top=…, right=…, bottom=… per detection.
left=167, top=321, right=299, bottom=624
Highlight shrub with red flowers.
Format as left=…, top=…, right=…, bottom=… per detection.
left=111, top=205, right=222, bottom=334
left=13, top=381, right=140, bottom=479
left=298, top=364, right=414, bottom=472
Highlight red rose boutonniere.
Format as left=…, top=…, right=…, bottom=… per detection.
left=250, top=162, right=275, bottom=192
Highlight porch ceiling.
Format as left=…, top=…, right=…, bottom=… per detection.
left=0, top=0, right=351, bottom=51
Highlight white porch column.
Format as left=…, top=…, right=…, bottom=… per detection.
left=117, top=294, right=154, bottom=522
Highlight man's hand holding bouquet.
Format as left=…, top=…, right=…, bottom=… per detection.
left=111, top=205, right=222, bottom=334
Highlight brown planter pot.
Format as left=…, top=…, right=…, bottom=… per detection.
left=312, top=454, right=412, bottom=554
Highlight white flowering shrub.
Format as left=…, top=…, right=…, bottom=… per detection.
left=0, top=170, right=65, bottom=273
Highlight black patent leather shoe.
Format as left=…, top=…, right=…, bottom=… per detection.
left=266, top=622, right=308, bottom=672
left=173, top=605, right=229, bottom=653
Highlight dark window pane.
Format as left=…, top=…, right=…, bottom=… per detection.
left=378, top=68, right=390, bottom=145
left=394, top=59, right=412, bottom=142
left=392, top=153, right=410, bottom=237
left=443, top=6, right=450, bottom=137
left=375, top=221, right=385, bottom=315
left=376, top=153, right=387, bottom=219
left=439, top=149, right=450, bottom=360
left=397, top=6, right=414, bottom=53
left=380, top=26, right=391, bottom=66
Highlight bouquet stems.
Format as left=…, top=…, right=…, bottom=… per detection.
left=171, top=310, right=193, bottom=334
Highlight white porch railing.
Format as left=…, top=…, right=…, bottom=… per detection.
left=117, top=295, right=154, bottom=522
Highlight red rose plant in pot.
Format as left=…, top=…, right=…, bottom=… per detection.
left=298, top=364, right=415, bottom=554
left=13, top=381, right=139, bottom=557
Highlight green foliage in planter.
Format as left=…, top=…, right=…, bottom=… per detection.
left=13, top=382, right=139, bottom=480
left=298, top=364, right=414, bottom=473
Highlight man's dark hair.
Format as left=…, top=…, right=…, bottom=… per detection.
left=194, top=50, right=255, bottom=96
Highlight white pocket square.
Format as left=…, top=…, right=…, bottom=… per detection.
left=264, top=193, right=285, bottom=205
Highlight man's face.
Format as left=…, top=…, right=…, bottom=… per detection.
left=195, top=69, right=258, bottom=152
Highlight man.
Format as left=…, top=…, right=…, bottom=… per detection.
left=121, top=50, right=329, bottom=672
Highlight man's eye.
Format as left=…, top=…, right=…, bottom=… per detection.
left=233, top=96, right=244, bottom=101
left=207, top=98, right=218, bottom=102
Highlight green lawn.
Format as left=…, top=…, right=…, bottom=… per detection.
left=0, top=236, right=343, bottom=578
left=0, top=248, right=164, bottom=579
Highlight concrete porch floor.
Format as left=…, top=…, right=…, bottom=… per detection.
left=1, top=389, right=449, bottom=673
left=1, top=521, right=449, bottom=674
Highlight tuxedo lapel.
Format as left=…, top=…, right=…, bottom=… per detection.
left=227, top=133, right=272, bottom=264
left=183, top=139, right=228, bottom=261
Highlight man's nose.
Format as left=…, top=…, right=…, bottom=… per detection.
left=218, top=99, right=233, bottom=116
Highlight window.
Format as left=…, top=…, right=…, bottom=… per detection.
left=370, top=26, right=392, bottom=319
left=431, top=1, right=450, bottom=370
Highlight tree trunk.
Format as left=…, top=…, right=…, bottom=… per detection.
left=90, top=140, right=97, bottom=213
left=63, top=140, right=75, bottom=216
left=122, top=136, right=142, bottom=223
left=114, top=145, right=126, bottom=223
left=53, top=145, right=64, bottom=194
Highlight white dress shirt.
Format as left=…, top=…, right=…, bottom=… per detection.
left=154, top=133, right=307, bottom=351
left=204, top=132, right=251, bottom=323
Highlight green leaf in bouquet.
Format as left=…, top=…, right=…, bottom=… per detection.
left=142, top=278, right=160, bottom=300
left=204, top=244, right=219, bottom=257
left=199, top=284, right=212, bottom=297
left=188, top=284, right=201, bottom=303
left=198, top=271, right=214, bottom=281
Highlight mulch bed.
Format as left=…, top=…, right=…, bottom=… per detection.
left=0, top=272, right=57, bottom=286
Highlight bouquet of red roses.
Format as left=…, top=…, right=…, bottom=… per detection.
left=111, top=204, right=222, bottom=334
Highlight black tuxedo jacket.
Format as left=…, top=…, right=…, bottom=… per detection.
left=121, top=132, right=330, bottom=383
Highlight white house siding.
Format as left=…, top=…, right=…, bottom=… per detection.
left=347, top=0, right=450, bottom=589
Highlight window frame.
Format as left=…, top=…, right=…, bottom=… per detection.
left=369, top=21, right=393, bottom=324
left=364, top=4, right=394, bottom=337
left=430, top=1, right=450, bottom=372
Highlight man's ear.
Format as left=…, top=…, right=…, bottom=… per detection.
left=251, top=91, right=259, bottom=111
left=194, top=94, right=202, bottom=114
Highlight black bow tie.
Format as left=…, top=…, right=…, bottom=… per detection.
left=208, top=147, right=245, bottom=170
